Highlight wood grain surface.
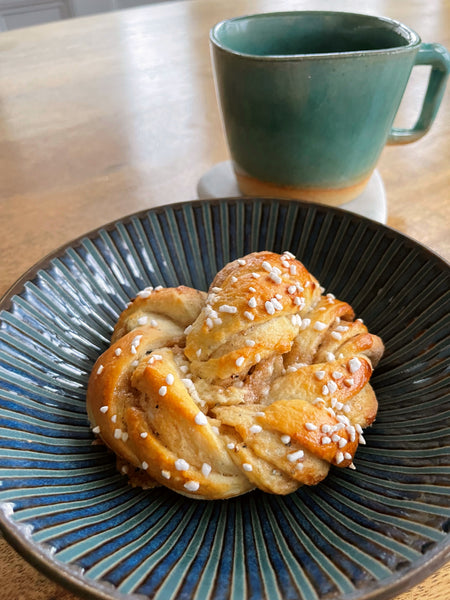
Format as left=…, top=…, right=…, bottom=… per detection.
left=0, top=0, right=448, bottom=599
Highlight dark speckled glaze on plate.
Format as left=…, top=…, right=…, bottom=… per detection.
left=0, top=197, right=448, bottom=600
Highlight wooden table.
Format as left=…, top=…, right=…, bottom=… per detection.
left=0, top=0, right=448, bottom=598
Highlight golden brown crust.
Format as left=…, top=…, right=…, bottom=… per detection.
left=184, top=251, right=322, bottom=381
left=86, top=253, right=384, bottom=500
left=112, top=285, right=207, bottom=342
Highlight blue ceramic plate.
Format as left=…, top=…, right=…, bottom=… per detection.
left=0, top=198, right=448, bottom=600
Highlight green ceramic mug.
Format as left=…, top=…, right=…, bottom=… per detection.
left=210, top=11, right=450, bottom=204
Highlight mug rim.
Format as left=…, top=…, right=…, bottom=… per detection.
left=210, top=11, right=422, bottom=60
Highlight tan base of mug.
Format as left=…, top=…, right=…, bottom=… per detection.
left=235, top=170, right=372, bottom=206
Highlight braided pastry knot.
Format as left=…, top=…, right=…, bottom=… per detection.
left=87, top=251, right=384, bottom=500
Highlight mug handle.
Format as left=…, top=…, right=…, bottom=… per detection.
left=387, top=42, right=450, bottom=144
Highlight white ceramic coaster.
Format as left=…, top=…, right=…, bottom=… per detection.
left=197, top=161, right=387, bottom=224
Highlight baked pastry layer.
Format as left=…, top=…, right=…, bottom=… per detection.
left=86, top=251, right=384, bottom=499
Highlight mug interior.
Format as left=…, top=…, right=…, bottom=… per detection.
left=212, top=11, right=419, bottom=57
